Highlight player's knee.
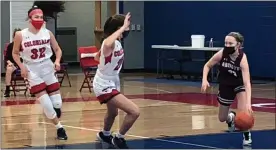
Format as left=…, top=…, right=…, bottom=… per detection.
left=6, top=66, right=14, bottom=74
left=129, top=106, right=140, bottom=119
left=49, top=94, right=62, bottom=109
left=39, top=94, right=57, bottom=119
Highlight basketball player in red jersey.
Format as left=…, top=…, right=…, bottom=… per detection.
left=201, top=32, right=252, bottom=146
left=12, top=6, right=67, bottom=140
left=93, top=13, right=140, bottom=149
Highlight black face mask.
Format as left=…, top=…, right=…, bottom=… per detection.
left=224, top=46, right=236, bottom=55
left=122, top=30, right=130, bottom=39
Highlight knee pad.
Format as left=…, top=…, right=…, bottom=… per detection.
left=39, top=94, right=57, bottom=119
left=50, top=94, right=62, bottom=109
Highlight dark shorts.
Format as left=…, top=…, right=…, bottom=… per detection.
left=217, top=84, right=246, bottom=106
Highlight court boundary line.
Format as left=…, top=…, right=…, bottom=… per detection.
left=6, top=122, right=219, bottom=149
left=124, top=79, right=275, bottom=91
left=124, top=84, right=173, bottom=93
left=1, top=122, right=45, bottom=126
left=123, top=84, right=174, bottom=107
left=41, top=122, right=220, bottom=149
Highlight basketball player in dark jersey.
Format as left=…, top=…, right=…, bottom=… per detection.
left=201, top=32, right=253, bottom=146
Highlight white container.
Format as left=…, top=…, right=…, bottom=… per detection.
left=191, top=35, right=205, bottom=48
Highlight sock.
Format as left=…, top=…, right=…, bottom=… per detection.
left=55, top=121, right=63, bottom=129
left=54, top=108, right=61, bottom=118
left=243, top=130, right=250, bottom=135
left=226, top=112, right=234, bottom=123
left=243, top=131, right=251, bottom=140
left=102, top=130, right=111, bottom=136
left=116, top=132, right=125, bottom=138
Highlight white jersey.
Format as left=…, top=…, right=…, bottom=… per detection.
left=20, top=28, right=52, bottom=63
left=97, top=40, right=124, bottom=76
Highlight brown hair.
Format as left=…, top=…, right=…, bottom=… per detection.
left=13, top=28, right=21, bottom=38
left=227, top=32, right=244, bottom=46
left=102, top=14, right=125, bottom=40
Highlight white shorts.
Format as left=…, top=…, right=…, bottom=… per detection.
left=92, top=71, right=120, bottom=104
left=24, top=59, right=60, bottom=94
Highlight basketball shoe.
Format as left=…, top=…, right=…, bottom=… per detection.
left=227, top=111, right=236, bottom=132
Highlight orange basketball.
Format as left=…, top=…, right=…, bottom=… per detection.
left=235, top=111, right=254, bottom=131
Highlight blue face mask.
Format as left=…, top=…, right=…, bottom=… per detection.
left=122, top=30, right=130, bottom=39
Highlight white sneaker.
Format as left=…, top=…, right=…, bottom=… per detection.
left=227, top=111, right=236, bottom=132
left=243, top=132, right=252, bottom=146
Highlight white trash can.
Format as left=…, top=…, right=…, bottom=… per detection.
left=191, top=35, right=205, bottom=48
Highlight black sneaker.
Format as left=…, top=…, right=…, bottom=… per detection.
left=227, top=111, right=236, bottom=132
left=112, top=136, right=129, bottom=149
left=54, top=108, right=62, bottom=118
left=57, top=128, right=68, bottom=140
left=4, top=91, right=10, bottom=97
left=97, top=131, right=113, bottom=145
left=4, top=93, right=10, bottom=97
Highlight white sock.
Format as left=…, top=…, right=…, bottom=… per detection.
left=102, top=130, right=111, bottom=136
left=55, top=121, right=63, bottom=129
left=227, top=113, right=234, bottom=123
left=116, top=132, right=125, bottom=138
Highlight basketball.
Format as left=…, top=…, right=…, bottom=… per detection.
left=235, top=111, right=254, bottom=131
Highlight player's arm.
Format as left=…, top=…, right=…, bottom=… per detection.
left=240, top=54, right=251, bottom=106
left=12, top=31, right=24, bottom=70
left=202, top=49, right=223, bottom=81
left=49, top=31, right=62, bottom=63
left=102, top=12, right=131, bottom=57
left=94, top=50, right=100, bottom=61
left=102, top=27, right=126, bottom=57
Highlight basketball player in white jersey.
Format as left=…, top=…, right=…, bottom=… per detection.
left=12, top=6, right=67, bottom=140
left=93, top=13, right=140, bottom=149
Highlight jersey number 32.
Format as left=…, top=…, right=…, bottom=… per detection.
left=31, top=47, right=46, bottom=59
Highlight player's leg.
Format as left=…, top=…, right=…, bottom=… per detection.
left=93, top=77, right=118, bottom=145
left=97, top=101, right=118, bottom=145
left=104, top=77, right=140, bottom=148
left=235, top=86, right=252, bottom=146
left=42, top=68, right=67, bottom=140
left=28, top=71, right=67, bottom=140
left=217, top=84, right=236, bottom=132
left=108, top=94, right=140, bottom=148
left=4, top=63, right=16, bottom=97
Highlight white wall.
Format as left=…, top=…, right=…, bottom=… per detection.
left=10, top=1, right=33, bottom=42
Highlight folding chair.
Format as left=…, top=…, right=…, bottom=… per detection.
left=78, top=46, right=99, bottom=92
left=10, top=69, right=28, bottom=96
left=56, top=63, right=72, bottom=87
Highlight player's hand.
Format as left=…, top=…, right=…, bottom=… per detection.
left=20, top=66, right=28, bottom=78
left=54, top=62, right=60, bottom=71
left=201, top=79, right=210, bottom=93
left=123, top=12, right=131, bottom=29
